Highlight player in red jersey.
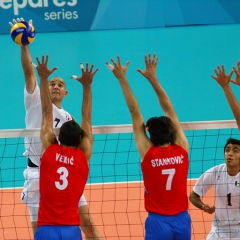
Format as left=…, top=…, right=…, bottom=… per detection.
left=34, top=55, right=98, bottom=240
left=106, top=54, right=191, bottom=239
left=9, top=18, right=102, bottom=239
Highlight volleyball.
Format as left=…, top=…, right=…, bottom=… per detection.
left=10, top=21, right=35, bottom=46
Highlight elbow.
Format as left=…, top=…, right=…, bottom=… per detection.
left=188, top=191, right=195, bottom=203
left=23, top=68, right=34, bottom=78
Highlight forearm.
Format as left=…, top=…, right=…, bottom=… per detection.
left=149, top=77, right=174, bottom=115
left=118, top=77, right=139, bottom=114
left=21, top=46, right=36, bottom=93
left=223, top=85, right=240, bottom=126
left=21, top=46, right=34, bottom=74
left=189, top=192, right=204, bottom=210
left=81, top=85, right=92, bottom=139
left=40, top=77, right=52, bottom=116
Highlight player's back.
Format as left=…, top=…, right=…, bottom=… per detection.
left=38, top=144, right=89, bottom=226
left=141, top=143, right=189, bottom=215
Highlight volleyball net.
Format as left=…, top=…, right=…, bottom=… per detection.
left=0, top=120, right=238, bottom=240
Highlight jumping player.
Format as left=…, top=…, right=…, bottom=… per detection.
left=34, top=54, right=97, bottom=239
left=106, top=54, right=191, bottom=239
left=189, top=138, right=240, bottom=239
left=9, top=18, right=102, bottom=239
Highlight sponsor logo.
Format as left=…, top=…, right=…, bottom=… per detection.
left=0, top=0, right=78, bottom=20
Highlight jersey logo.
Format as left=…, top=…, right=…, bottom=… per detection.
left=235, top=181, right=240, bottom=187
left=21, top=192, right=25, bottom=200
left=217, top=175, right=220, bottom=180
left=66, top=115, right=72, bottom=121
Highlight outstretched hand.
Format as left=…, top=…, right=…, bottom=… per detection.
left=70, top=62, right=98, bottom=86
left=9, top=17, right=32, bottom=27
left=211, top=65, right=234, bottom=88
left=230, top=61, right=240, bottom=86
left=106, top=56, right=130, bottom=80
left=137, top=53, right=158, bottom=80
left=36, top=55, right=58, bottom=79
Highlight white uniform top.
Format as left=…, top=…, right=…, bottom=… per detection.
left=23, top=84, right=72, bottom=166
left=193, top=164, right=240, bottom=228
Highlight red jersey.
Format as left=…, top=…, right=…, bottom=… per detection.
left=141, top=144, right=188, bottom=215
left=38, top=144, right=89, bottom=226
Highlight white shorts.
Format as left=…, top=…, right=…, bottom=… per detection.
left=21, top=167, right=88, bottom=221
left=207, top=226, right=240, bottom=239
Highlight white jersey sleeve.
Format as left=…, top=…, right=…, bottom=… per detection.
left=24, top=83, right=41, bottom=112
left=193, top=166, right=216, bottom=197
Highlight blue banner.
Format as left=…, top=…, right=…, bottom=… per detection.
left=1, top=0, right=240, bottom=34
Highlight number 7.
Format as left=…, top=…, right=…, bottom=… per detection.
left=162, top=168, right=176, bottom=190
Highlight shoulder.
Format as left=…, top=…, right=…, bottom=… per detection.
left=206, top=164, right=225, bottom=173
left=197, top=164, right=224, bottom=181
left=171, top=143, right=188, bottom=155
left=53, top=106, right=72, bottom=119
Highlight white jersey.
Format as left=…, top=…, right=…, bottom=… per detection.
left=23, top=84, right=72, bottom=166
left=193, top=164, right=240, bottom=228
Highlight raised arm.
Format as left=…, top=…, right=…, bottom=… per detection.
left=107, top=56, right=151, bottom=159
left=21, top=45, right=36, bottom=93
left=9, top=18, right=36, bottom=93
left=71, top=63, right=98, bottom=162
left=36, top=55, right=58, bottom=153
left=9, top=18, right=36, bottom=94
left=137, top=54, right=188, bottom=152
left=211, top=65, right=240, bottom=129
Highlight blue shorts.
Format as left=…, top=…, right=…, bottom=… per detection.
left=34, top=226, right=82, bottom=240
left=145, top=211, right=191, bottom=240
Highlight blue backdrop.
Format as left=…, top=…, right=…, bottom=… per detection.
left=1, top=3, right=240, bottom=188
left=1, top=0, right=240, bottom=34
left=1, top=24, right=240, bottom=129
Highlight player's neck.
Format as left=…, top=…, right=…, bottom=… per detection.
left=227, top=166, right=240, bottom=176
left=52, top=100, right=62, bottom=109
left=60, top=144, right=75, bottom=149
left=159, top=143, right=170, bottom=148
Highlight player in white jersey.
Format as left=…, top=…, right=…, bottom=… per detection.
left=11, top=18, right=102, bottom=239
left=189, top=138, right=240, bottom=239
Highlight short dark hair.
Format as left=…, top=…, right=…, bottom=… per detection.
left=58, top=120, right=84, bottom=147
left=224, top=138, right=240, bottom=152
left=146, top=116, right=173, bottom=146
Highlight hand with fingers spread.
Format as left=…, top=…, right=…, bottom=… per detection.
left=106, top=56, right=130, bottom=81
left=137, top=53, right=159, bottom=82
left=35, top=55, right=58, bottom=80
left=70, top=62, right=98, bottom=86
left=9, top=17, right=33, bottom=27
left=230, top=61, right=240, bottom=86
left=211, top=65, right=234, bottom=89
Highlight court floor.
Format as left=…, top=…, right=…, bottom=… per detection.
left=0, top=180, right=215, bottom=240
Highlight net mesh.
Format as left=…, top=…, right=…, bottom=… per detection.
left=0, top=120, right=238, bottom=239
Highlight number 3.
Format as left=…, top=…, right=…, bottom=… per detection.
left=162, top=168, right=176, bottom=190
left=55, top=167, right=68, bottom=190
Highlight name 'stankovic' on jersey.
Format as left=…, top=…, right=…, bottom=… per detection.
left=151, top=155, right=184, bottom=167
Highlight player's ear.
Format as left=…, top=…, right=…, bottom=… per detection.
left=64, top=90, right=68, bottom=96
